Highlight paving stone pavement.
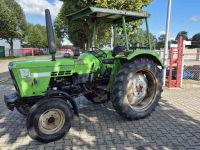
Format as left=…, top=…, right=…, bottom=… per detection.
left=0, top=72, right=10, bottom=82
left=0, top=84, right=200, bottom=150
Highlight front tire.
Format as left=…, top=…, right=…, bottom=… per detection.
left=27, top=98, right=73, bottom=143
left=16, top=104, right=32, bottom=116
left=111, top=58, right=163, bottom=120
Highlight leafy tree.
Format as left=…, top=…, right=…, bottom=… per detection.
left=0, top=0, right=27, bottom=56
left=191, top=33, right=200, bottom=48
left=35, top=24, right=49, bottom=53
left=98, top=29, right=111, bottom=48
left=27, top=24, right=42, bottom=56
left=62, top=45, right=73, bottom=49
left=35, top=24, right=46, bottom=47
left=54, top=0, right=153, bottom=51
left=55, top=34, right=62, bottom=50
left=114, top=28, right=155, bottom=50
left=115, top=34, right=126, bottom=46
left=157, top=35, right=178, bottom=49
left=170, top=40, right=177, bottom=44
left=34, top=25, right=44, bottom=55
left=176, top=31, right=188, bottom=41
left=39, top=26, right=49, bottom=53
left=24, top=24, right=62, bottom=54
left=157, top=34, right=165, bottom=49
left=129, top=28, right=156, bottom=49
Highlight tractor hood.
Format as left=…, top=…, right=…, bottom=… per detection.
left=8, top=58, right=76, bottom=97
left=8, top=53, right=100, bottom=77
left=9, top=58, right=75, bottom=69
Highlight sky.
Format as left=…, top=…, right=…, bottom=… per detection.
left=15, top=0, right=200, bottom=45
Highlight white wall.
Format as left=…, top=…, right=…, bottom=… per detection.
left=0, top=39, right=21, bottom=49
left=155, top=49, right=200, bottom=61
left=0, top=40, right=6, bottom=47
left=0, top=39, right=21, bottom=56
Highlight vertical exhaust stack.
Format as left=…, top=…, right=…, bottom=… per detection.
left=45, top=9, right=56, bottom=61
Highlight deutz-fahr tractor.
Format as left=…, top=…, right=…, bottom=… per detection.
left=4, top=7, right=163, bottom=143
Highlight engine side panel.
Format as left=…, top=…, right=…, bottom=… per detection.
left=9, top=59, right=76, bottom=97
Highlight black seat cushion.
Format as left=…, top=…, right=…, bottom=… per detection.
left=112, top=46, right=124, bottom=57
left=102, top=59, right=114, bottom=64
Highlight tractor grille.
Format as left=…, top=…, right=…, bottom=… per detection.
left=51, top=71, right=71, bottom=76
left=9, top=69, right=20, bottom=94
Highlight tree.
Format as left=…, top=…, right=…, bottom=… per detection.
left=191, top=33, right=200, bottom=48
left=129, top=28, right=156, bottom=49
left=39, top=26, right=49, bottom=53
left=0, top=0, right=27, bottom=56
left=115, top=34, right=126, bottom=46
left=27, top=25, right=42, bottom=56
left=54, top=0, right=154, bottom=51
left=157, top=34, right=165, bottom=50
left=114, top=29, right=155, bottom=49
left=35, top=24, right=48, bottom=54
left=62, top=45, right=73, bottom=49
left=176, top=31, right=188, bottom=41
left=23, top=23, right=62, bottom=54
left=55, top=33, right=62, bottom=50
left=98, top=28, right=111, bottom=49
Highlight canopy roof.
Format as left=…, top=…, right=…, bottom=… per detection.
left=66, top=7, right=150, bottom=23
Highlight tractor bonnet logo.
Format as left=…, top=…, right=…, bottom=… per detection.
left=20, top=69, right=31, bottom=78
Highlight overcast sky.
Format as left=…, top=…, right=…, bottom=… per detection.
left=16, top=0, right=200, bottom=45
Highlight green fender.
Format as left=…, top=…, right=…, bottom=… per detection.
left=107, top=50, right=163, bottom=91
left=126, top=50, right=163, bottom=66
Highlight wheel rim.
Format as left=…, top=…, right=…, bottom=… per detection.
left=38, top=108, right=65, bottom=134
left=127, top=69, right=157, bottom=111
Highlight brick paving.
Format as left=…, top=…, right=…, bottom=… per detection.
left=0, top=84, right=200, bottom=150
left=0, top=72, right=10, bottom=83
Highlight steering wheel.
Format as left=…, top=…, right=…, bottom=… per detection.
left=92, top=47, right=107, bottom=58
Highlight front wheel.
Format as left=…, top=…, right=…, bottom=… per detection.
left=111, top=58, right=163, bottom=120
left=27, top=98, right=73, bottom=143
left=16, top=104, right=32, bottom=116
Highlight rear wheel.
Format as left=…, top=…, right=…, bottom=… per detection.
left=111, top=58, right=163, bottom=120
left=27, top=98, right=73, bottom=143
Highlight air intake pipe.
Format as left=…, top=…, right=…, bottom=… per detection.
left=45, top=9, right=56, bottom=61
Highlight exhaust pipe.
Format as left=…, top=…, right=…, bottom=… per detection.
left=45, top=9, right=56, bottom=61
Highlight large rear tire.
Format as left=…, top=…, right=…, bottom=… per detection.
left=27, top=98, right=73, bottom=143
left=111, top=58, right=163, bottom=120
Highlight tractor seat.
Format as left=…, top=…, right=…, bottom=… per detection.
left=112, top=46, right=124, bottom=57
left=102, top=59, right=114, bottom=64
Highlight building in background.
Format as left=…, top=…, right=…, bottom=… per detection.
left=0, top=39, right=21, bottom=56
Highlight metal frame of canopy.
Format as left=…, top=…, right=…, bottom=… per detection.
left=66, top=7, right=152, bottom=51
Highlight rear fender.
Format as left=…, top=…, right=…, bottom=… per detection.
left=45, top=90, right=79, bottom=117
left=127, top=50, right=163, bottom=67
left=107, top=51, right=163, bottom=91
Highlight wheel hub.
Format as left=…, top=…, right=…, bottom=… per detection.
left=48, top=117, right=55, bottom=124
left=136, top=85, right=143, bottom=92
left=129, top=73, right=148, bottom=106
left=38, top=108, right=65, bottom=134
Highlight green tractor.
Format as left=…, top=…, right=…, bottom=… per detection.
left=4, top=8, right=163, bottom=143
